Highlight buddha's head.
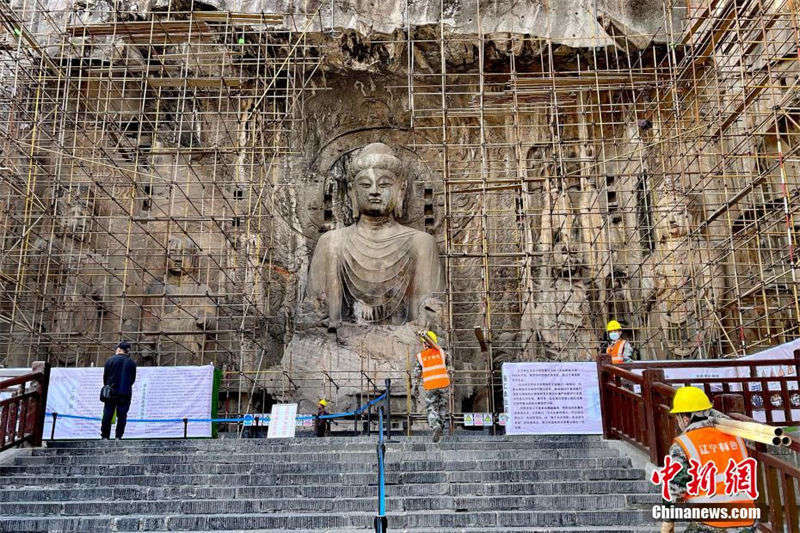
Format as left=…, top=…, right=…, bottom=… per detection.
left=349, top=143, right=405, bottom=219
left=657, top=190, right=704, bottom=242
left=56, top=185, right=94, bottom=241
left=167, top=236, right=199, bottom=276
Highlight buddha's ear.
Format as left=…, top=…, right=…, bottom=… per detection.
left=349, top=185, right=360, bottom=219
left=393, top=178, right=407, bottom=219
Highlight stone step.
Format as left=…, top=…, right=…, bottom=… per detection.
left=36, top=440, right=609, bottom=455
left=0, top=434, right=659, bottom=531
left=0, top=492, right=660, bottom=516
left=0, top=480, right=658, bottom=502
left=44, top=434, right=604, bottom=446
left=0, top=509, right=656, bottom=531
left=186, top=529, right=662, bottom=533
left=18, top=447, right=619, bottom=465
left=0, top=466, right=646, bottom=488
left=38, top=438, right=612, bottom=453
left=0, top=456, right=632, bottom=477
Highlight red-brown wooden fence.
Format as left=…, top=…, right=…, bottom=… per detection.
left=0, top=362, right=50, bottom=451
left=597, top=350, right=800, bottom=533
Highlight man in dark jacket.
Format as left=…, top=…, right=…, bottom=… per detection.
left=101, top=341, right=137, bottom=440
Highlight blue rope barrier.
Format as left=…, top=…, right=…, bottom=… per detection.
left=47, top=413, right=246, bottom=423
left=45, top=391, right=389, bottom=426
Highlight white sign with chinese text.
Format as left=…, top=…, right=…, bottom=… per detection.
left=267, top=403, right=297, bottom=438
left=43, top=365, right=215, bottom=439
left=502, top=362, right=602, bottom=435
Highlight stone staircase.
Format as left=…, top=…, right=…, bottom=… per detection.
left=0, top=434, right=662, bottom=532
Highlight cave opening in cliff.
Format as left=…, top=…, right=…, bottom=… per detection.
left=0, top=0, right=798, bottom=417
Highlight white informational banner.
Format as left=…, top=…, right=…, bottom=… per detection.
left=633, top=339, right=800, bottom=422
left=740, top=338, right=800, bottom=378
left=740, top=340, right=800, bottom=422
left=502, top=362, right=602, bottom=435
left=43, top=365, right=215, bottom=439
left=633, top=360, right=739, bottom=387
left=267, top=403, right=297, bottom=439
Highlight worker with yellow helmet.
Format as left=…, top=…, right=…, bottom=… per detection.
left=314, top=398, right=332, bottom=437
left=661, top=386, right=757, bottom=533
left=414, top=329, right=450, bottom=443
left=605, top=320, right=634, bottom=364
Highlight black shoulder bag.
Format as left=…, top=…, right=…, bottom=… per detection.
left=100, top=385, right=113, bottom=403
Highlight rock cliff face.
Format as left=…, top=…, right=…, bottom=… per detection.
left=2, top=0, right=798, bottom=411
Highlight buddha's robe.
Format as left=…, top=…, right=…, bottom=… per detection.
left=306, top=221, right=442, bottom=326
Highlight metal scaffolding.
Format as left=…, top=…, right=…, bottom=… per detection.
left=0, top=0, right=798, bottom=416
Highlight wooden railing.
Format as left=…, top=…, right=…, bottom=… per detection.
left=597, top=352, right=800, bottom=533
left=624, top=349, right=800, bottom=425
left=0, top=362, right=50, bottom=451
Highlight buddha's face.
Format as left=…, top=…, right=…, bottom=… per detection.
left=167, top=237, right=198, bottom=276
left=352, top=168, right=402, bottom=217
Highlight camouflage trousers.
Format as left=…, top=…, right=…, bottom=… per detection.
left=424, top=388, right=448, bottom=431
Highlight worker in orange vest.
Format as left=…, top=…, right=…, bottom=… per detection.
left=660, top=386, right=757, bottom=533
left=414, top=330, right=450, bottom=443
left=605, top=320, right=634, bottom=364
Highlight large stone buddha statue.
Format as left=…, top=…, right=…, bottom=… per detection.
left=278, top=143, right=444, bottom=410
left=304, top=142, right=443, bottom=330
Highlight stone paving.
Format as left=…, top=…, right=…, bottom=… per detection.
left=0, top=433, right=663, bottom=532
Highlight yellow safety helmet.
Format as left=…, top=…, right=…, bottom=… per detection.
left=318, top=399, right=328, bottom=407
left=606, top=320, right=623, bottom=332
left=670, top=386, right=713, bottom=414
left=425, top=331, right=438, bottom=344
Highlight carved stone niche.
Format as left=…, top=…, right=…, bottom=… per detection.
left=279, top=142, right=446, bottom=410
left=55, top=185, right=95, bottom=242
left=142, top=281, right=218, bottom=366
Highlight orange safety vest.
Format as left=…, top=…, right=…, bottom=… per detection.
left=416, top=347, right=450, bottom=391
left=606, top=339, right=627, bottom=364
left=673, top=426, right=756, bottom=528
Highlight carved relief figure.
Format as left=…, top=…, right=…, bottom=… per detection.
left=143, top=236, right=217, bottom=364
left=55, top=185, right=95, bottom=242
left=534, top=183, right=594, bottom=360
left=53, top=252, right=108, bottom=339
left=652, top=191, right=716, bottom=358
left=304, top=142, right=443, bottom=329
left=280, top=142, right=444, bottom=410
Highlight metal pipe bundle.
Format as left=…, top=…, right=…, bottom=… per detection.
left=712, top=417, right=783, bottom=446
